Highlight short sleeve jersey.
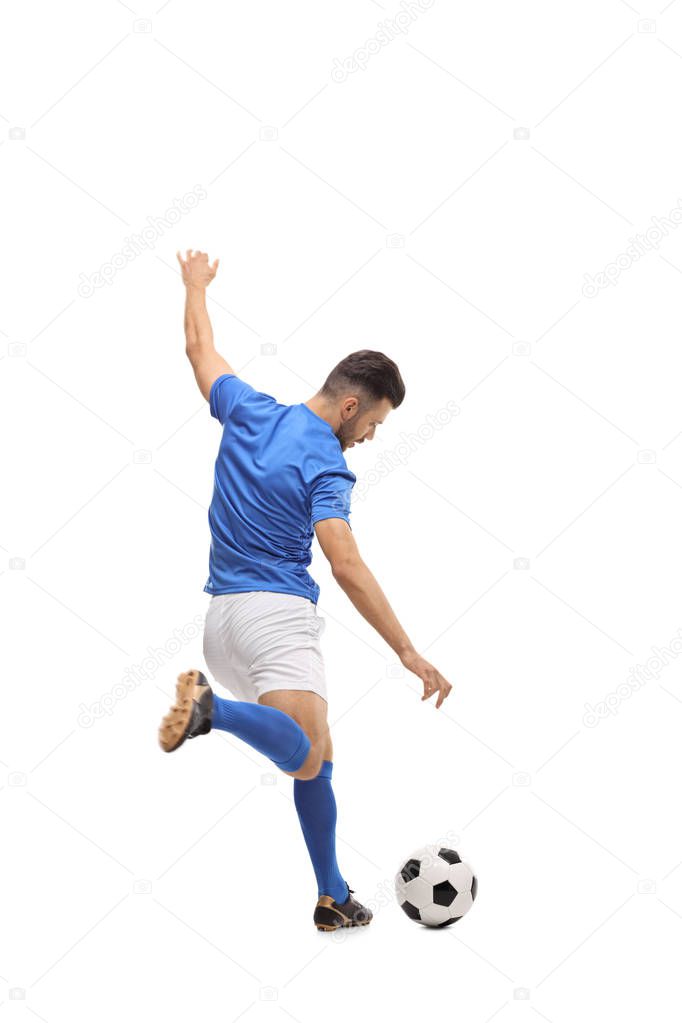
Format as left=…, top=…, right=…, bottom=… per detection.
left=204, top=374, right=356, bottom=604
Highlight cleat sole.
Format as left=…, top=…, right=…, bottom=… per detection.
left=158, top=670, right=208, bottom=753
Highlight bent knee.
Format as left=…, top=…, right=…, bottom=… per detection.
left=285, top=734, right=330, bottom=780
left=289, top=747, right=323, bottom=780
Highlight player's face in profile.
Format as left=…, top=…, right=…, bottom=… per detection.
left=337, top=397, right=392, bottom=451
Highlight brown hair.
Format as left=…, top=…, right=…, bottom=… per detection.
left=320, top=349, right=405, bottom=408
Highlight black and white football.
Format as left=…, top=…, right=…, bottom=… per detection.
left=395, top=845, right=478, bottom=927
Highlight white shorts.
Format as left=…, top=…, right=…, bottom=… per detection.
left=203, top=590, right=328, bottom=704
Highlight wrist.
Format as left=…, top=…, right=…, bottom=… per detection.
left=185, top=284, right=207, bottom=299
left=398, top=642, right=417, bottom=663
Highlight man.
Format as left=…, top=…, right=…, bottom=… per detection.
left=159, top=249, right=452, bottom=932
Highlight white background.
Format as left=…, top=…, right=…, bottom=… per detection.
left=2, top=0, right=682, bottom=1019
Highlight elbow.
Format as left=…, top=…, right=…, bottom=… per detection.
left=331, top=557, right=362, bottom=586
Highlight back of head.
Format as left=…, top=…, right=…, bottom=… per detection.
left=320, top=350, right=405, bottom=410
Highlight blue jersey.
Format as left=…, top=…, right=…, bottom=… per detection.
left=204, top=374, right=356, bottom=604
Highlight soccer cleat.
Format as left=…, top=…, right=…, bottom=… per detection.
left=158, top=669, right=213, bottom=753
left=313, top=887, right=373, bottom=931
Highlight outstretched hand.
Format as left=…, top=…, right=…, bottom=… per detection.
left=176, top=249, right=219, bottom=289
left=400, top=650, right=453, bottom=708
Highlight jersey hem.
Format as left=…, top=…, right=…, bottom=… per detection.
left=203, top=583, right=318, bottom=605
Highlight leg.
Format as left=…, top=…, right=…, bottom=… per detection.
left=259, top=690, right=348, bottom=905
left=201, top=592, right=327, bottom=775
left=257, top=689, right=331, bottom=780
left=210, top=690, right=312, bottom=773
left=159, top=670, right=313, bottom=771
left=195, top=597, right=308, bottom=771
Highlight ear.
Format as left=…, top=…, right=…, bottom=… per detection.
left=342, top=395, right=360, bottom=418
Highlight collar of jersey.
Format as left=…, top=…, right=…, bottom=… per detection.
left=299, top=402, right=338, bottom=440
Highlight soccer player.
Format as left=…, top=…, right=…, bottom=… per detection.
left=159, top=250, right=452, bottom=931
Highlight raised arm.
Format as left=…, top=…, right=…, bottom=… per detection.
left=314, top=517, right=453, bottom=708
left=177, top=249, right=234, bottom=401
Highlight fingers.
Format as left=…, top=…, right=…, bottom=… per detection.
left=422, top=681, right=436, bottom=701
left=180, top=249, right=216, bottom=266
left=421, top=670, right=452, bottom=708
left=437, top=681, right=452, bottom=708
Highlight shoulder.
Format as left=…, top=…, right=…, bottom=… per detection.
left=210, top=374, right=280, bottom=423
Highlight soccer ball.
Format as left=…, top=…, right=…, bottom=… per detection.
left=395, top=845, right=477, bottom=927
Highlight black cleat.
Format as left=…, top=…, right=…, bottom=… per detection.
left=313, top=886, right=373, bottom=931
left=158, top=670, right=213, bottom=753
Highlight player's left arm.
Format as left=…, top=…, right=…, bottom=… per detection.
left=177, top=249, right=235, bottom=402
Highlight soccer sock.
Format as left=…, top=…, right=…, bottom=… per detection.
left=211, top=695, right=310, bottom=773
left=294, top=760, right=349, bottom=905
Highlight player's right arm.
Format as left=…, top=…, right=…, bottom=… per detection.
left=314, top=517, right=453, bottom=708
left=177, top=249, right=234, bottom=402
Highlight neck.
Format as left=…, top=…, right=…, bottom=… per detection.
left=305, top=393, right=339, bottom=432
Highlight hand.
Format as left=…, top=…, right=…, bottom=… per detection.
left=400, top=649, right=453, bottom=708
left=176, top=249, right=219, bottom=290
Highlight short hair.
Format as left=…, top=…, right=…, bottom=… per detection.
left=320, top=350, right=405, bottom=409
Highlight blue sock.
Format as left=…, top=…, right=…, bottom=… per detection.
left=294, top=760, right=349, bottom=905
left=211, top=695, right=310, bottom=773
